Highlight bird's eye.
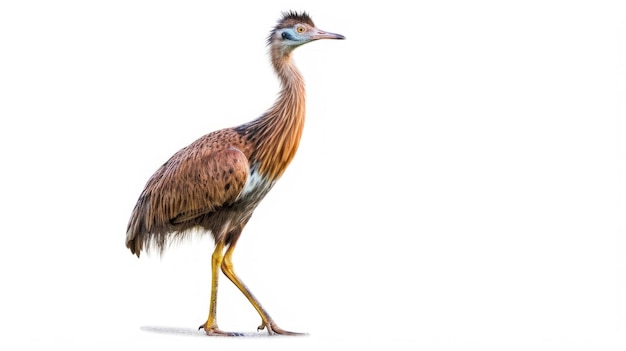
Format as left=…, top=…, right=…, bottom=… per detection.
left=296, top=26, right=305, bottom=33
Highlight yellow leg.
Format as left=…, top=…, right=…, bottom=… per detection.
left=221, top=240, right=304, bottom=335
left=198, top=241, right=240, bottom=336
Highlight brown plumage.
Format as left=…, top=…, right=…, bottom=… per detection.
left=125, top=11, right=344, bottom=336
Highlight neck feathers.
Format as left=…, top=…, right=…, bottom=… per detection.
left=241, top=49, right=306, bottom=180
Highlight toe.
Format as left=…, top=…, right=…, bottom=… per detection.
left=264, top=321, right=306, bottom=336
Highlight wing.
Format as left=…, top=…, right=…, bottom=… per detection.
left=145, top=144, right=250, bottom=227
left=126, top=130, right=251, bottom=256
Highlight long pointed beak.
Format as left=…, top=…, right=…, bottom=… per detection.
left=310, top=29, right=345, bottom=40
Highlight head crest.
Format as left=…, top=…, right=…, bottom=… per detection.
left=277, top=11, right=314, bottom=28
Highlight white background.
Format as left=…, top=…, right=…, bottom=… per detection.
left=1, top=1, right=625, bottom=350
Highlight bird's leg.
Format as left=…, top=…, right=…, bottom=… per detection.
left=198, top=241, right=241, bottom=336
left=221, top=239, right=304, bottom=336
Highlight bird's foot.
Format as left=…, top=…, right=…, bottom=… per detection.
left=257, top=320, right=306, bottom=336
left=198, top=322, right=244, bottom=337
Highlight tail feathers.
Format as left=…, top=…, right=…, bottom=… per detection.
left=126, top=196, right=150, bottom=257
left=125, top=196, right=206, bottom=257
left=126, top=236, right=142, bottom=258
left=126, top=211, right=145, bottom=257
left=126, top=229, right=198, bottom=258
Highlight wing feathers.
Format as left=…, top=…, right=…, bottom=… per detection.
left=152, top=147, right=249, bottom=225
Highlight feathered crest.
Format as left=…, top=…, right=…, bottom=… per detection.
left=277, top=11, right=314, bottom=28
left=267, top=11, right=315, bottom=44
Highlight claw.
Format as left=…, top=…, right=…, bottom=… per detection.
left=259, top=320, right=306, bottom=336
left=198, top=322, right=243, bottom=336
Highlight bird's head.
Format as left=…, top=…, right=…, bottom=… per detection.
left=268, top=11, right=344, bottom=53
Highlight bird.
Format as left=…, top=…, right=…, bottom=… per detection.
left=125, top=11, right=344, bottom=336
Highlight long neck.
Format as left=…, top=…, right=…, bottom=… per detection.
left=242, top=48, right=306, bottom=180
